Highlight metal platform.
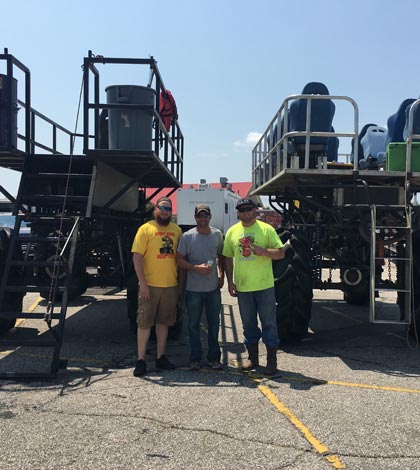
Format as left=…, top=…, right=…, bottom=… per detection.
left=0, top=149, right=26, bottom=172
left=251, top=168, right=420, bottom=197
left=87, top=149, right=181, bottom=188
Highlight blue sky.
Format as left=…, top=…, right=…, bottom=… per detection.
left=1, top=0, right=420, bottom=196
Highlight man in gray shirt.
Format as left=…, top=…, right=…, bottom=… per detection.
left=177, top=204, right=224, bottom=370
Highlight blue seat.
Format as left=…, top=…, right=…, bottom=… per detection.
left=327, top=126, right=339, bottom=162
left=361, top=126, right=387, bottom=158
left=403, top=99, right=420, bottom=141
left=289, top=82, right=335, bottom=159
left=350, top=123, right=377, bottom=163
left=265, top=112, right=292, bottom=174
left=267, top=111, right=289, bottom=151
left=386, top=98, right=416, bottom=145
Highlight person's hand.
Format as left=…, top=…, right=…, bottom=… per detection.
left=228, top=282, right=237, bottom=297
left=252, top=244, right=266, bottom=257
left=139, top=283, right=150, bottom=300
left=194, top=263, right=212, bottom=275
left=218, top=276, right=225, bottom=289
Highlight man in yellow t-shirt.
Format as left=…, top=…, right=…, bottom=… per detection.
left=131, top=197, right=182, bottom=377
left=223, top=198, right=285, bottom=376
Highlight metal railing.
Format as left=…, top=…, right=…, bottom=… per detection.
left=17, top=99, right=80, bottom=155
left=0, top=48, right=31, bottom=155
left=82, top=52, right=184, bottom=184
left=252, top=94, right=359, bottom=188
left=1, top=49, right=85, bottom=157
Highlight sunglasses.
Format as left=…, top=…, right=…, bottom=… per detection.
left=237, top=206, right=254, bottom=213
left=157, top=205, right=172, bottom=212
left=195, top=213, right=210, bottom=218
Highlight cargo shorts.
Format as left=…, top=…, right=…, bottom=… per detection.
left=137, top=285, right=178, bottom=328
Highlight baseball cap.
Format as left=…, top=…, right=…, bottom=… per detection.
left=194, top=204, right=211, bottom=215
left=236, top=198, right=257, bottom=209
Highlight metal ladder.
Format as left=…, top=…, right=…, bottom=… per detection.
left=0, top=214, right=81, bottom=379
left=369, top=204, right=412, bottom=324
left=0, top=154, right=92, bottom=378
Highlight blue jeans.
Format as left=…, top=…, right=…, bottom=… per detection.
left=237, top=287, right=279, bottom=347
left=186, top=288, right=222, bottom=362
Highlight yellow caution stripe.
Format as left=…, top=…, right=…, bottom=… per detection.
left=258, top=384, right=346, bottom=469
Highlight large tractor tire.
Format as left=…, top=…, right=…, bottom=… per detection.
left=273, top=230, right=313, bottom=344
left=0, top=227, right=24, bottom=335
left=410, top=230, right=420, bottom=338
left=398, top=230, right=420, bottom=338
left=35, top=237, right=88, bottom=301
left=38, top=267, right=88, bottom=301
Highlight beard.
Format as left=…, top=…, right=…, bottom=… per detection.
left=156, top=215, right=171, bottom=226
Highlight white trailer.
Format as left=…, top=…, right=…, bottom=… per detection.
left=176, top=186, right=242, bottom=235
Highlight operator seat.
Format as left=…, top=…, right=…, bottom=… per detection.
left=361, top=126, right=387, bottom=157
left=327, top=126, right=339, bottom=162
left=265, top=111, right=291, bottom=177
left=403, top=99, right=420, bottom=141
left=350, top=123, right=376, bottom=163
left=386, top=98, right=416, bottom=144
left=361, top=125, right=387, bottom=169
left=288, top=82, right=335, bottom=166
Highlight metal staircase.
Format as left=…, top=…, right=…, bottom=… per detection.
left=0, top=50, right=184, bottom=379
left=0, top=154, right=92, bottom=378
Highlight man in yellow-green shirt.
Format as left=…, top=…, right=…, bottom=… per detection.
left=223, top=198, right=285, bottom=376
left=131, top=197, right=182, bottom=377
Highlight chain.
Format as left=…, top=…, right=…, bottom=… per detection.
left=388, top=253, right=392, bottom=282
left=45, top=72, right=84, bottom=324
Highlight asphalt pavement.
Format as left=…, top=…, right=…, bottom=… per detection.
left=1, top=286, right=420, bottom=469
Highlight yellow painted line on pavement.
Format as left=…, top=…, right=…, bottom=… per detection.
left=1, top=296, right=43, bottom=356
left=15, top=296, right=43, bottom=327
left=321, top=306, right=365, bottom=324
left=324, top=379, right=420, bottom=394
left=386, top=332, right=407, bottom=341
left=257, top=372, right=420, bottom=395
left=232, top=360, right=420, bottom=395
left=258, top=384, right=346, bottom=469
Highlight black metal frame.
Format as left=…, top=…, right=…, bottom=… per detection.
left=82, top=51, right=184, bottom=185
left=0, top=48, right=31, bottom=155
left=0, top=50, right=186, bottom=378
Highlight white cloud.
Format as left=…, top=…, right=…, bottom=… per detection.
left=234, top=131, right=262, bottom=149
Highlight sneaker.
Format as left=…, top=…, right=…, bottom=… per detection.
left=209, top=360, right=223, bottom=370
left=189, top=361, right=201, bottom=371
left=133, top=359, right=147, bottom=377
left=156, top=355, right=176, bottom=370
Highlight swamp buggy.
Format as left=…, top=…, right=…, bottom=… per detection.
left=0, top=49, right=184, bottom=378
left=251, top=82, right=420, bottom=343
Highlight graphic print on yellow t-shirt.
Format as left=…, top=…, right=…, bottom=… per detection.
left=156, top=231, right=176, bottom=258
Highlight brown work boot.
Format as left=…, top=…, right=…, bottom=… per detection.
left=264, top=345, right=278, bottom=376
left=241, top=343, right=259, bottom=370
